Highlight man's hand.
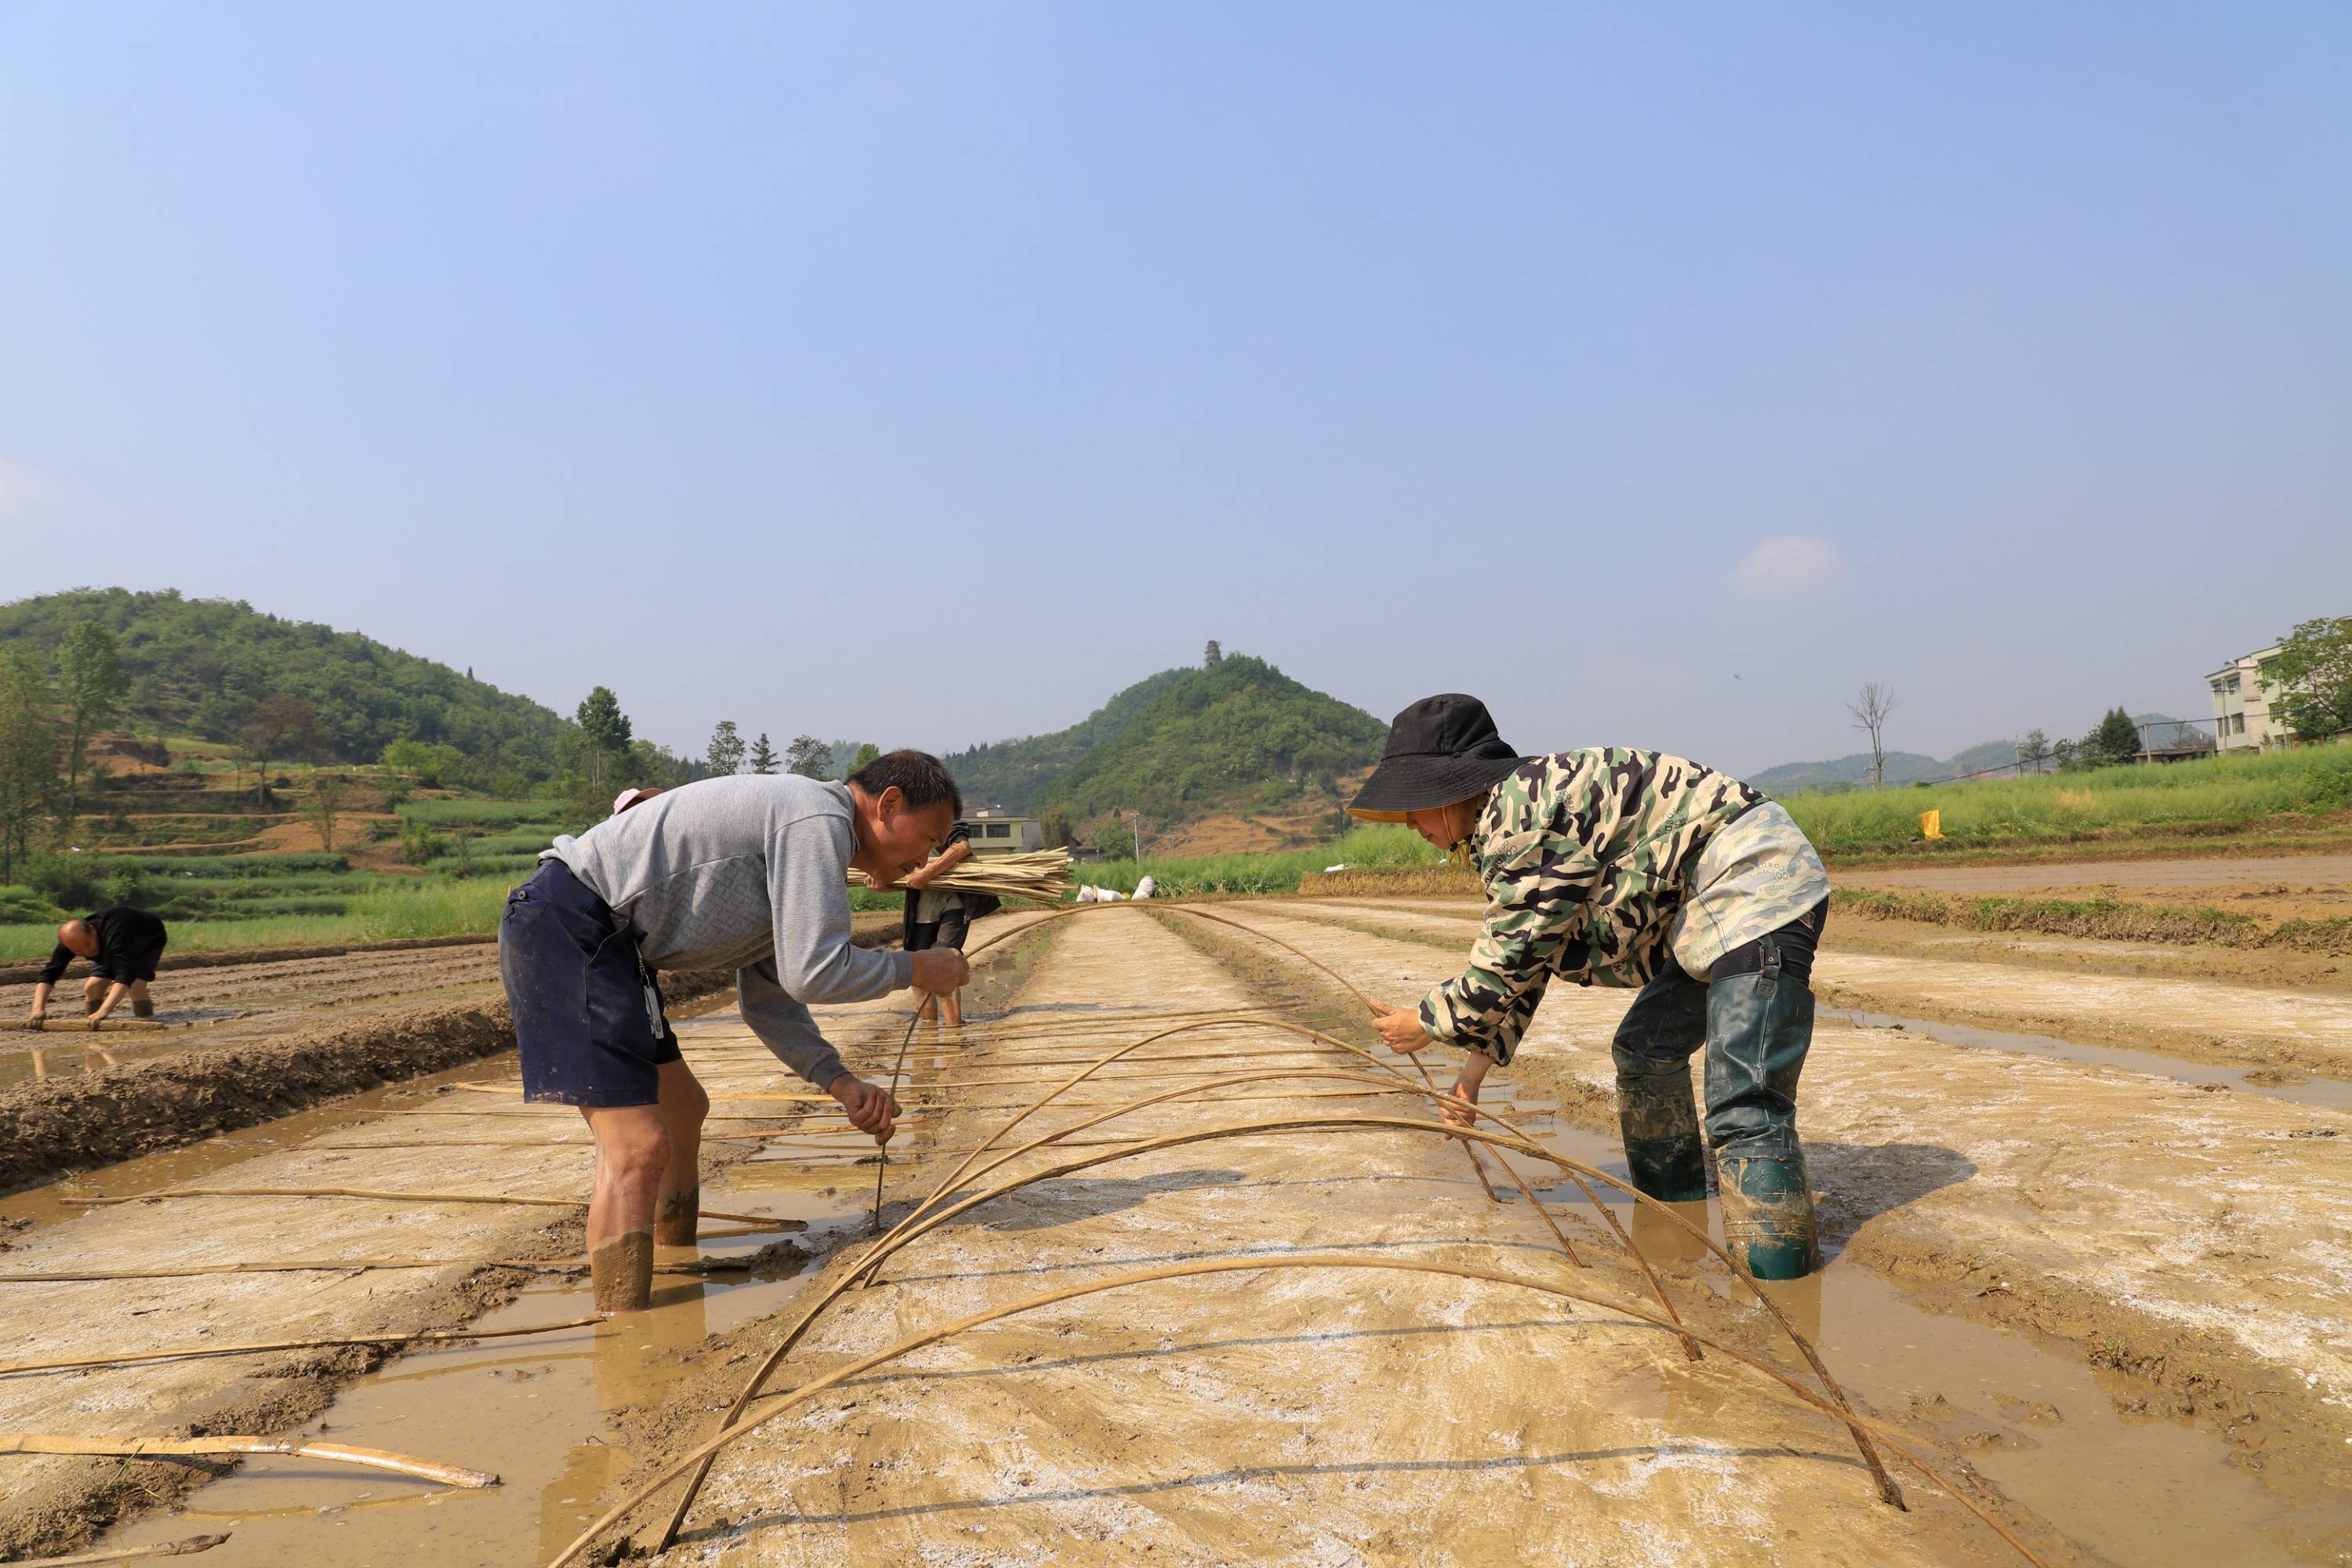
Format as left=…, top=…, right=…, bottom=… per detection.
left=1370, top=1001, right=1435, bottom=1054
left=24, top=1007, right=43, bottom=1032
left=828, top=1073, right=902, bottom=1145
left=909, top=948, right=970, bottom=997
left=1440, top=1052, right=1494, bottom=1128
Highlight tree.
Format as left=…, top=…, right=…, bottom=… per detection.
left=574, top=687, right=633, bottom=789
left=2019, top=729, right=2052, bottom=774
left=1203, top=641, right=1222, bottom=670
left=706, top=720, right=746, bottom=777
left=848, top=742, right=880, bottom=778
left=1845, top=682, right=1899, bottom=790
left=0, top=647, right=58, bottom=881
left=748, top=732, right=781, bottom=774
left=784, top=734, right=832, bottom=779
left=57, top=622, right=129, bottom=821
left=2270, top=616, right=2352, bottom=742
left=2087, top=706, right=2142, bottom=766
left=304, top=773, right=347, bottom=853
left=241, top=697, right=323, bottom=806
left=1038, top=805, right=1076, bottom=848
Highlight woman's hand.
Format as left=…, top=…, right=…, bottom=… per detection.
left=1370, top=1001, right=1435, bottom=1054
left=1440, top=1053, right=1493, bottom=1127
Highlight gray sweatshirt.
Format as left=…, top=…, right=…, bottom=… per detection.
left=543, top=775, right=912, bottom=1089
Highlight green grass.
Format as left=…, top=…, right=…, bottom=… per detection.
left=1780, top=745, right=2352, bottom=856
left=397, top=799, right=566, bottom=829
left=1071, top=825, right=1442, bottom=897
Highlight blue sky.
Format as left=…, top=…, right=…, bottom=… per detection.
left=3, top=3, right=2346, bottom=773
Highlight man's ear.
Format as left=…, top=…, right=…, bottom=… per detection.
left=874, top=786, right=905, bottom=826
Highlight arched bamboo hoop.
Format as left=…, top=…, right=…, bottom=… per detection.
left=0, top=1432, right=498, bottom=1487
left=659, top=1011, right=1716, bottom=1551
left=0, top=1315, right=603, bottom=1378
left=553, top=1255, right=2043, bottom=1568
left=0, top=1258, right=590, bottom=1283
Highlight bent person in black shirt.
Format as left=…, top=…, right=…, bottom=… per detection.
left=27, top=906, right=169, bottom=1027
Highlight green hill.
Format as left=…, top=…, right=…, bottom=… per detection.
left=0, top=588, right=570, bottom=778
left=946, top=655, right=1385, bottom=824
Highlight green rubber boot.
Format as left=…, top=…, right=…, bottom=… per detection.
left=1616, top=1070, right=1708, bottom=1203
left=1716, top=1153, right=1822, bottom=1280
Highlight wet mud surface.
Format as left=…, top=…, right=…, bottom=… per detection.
left=1207, top=900, right=2352, bottom=1560
left=608, top=908, right=2060, bottom=1568
left=0, top=913, right=1050, bottom=1560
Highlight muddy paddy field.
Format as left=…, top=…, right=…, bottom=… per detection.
left=2, top=862, right=2347, bottom=1566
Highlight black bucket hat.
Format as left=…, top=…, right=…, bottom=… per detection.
left=1346, top=694, right=1530, bottom=822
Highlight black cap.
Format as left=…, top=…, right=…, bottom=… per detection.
left=1346, top=694, right=1529, bottom=821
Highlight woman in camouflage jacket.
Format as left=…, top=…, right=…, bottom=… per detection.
left=1351, top=693, right=1832, bottom=1279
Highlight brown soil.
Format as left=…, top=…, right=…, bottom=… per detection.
left=1205, top=900, right=2352, bottom=1553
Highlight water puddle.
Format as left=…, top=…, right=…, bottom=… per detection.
left=92, top=1164, right=864, bottom=1566
left=1821, top=1007, right=2352, bottom=1111
left=1457, top=1095, right=2321, bottom=1565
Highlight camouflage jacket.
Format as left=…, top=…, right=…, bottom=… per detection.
left=1417, top=750, right=1826, bottom=1064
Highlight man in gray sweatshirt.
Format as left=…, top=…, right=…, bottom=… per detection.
left=501, top=750, right=971, bottom=1311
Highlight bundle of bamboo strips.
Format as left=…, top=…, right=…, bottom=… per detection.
left=849, top=848, right=1073, bottom=902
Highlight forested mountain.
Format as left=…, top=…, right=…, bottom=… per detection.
left=0, top=588, right=571, bottom=778
left=946, top=655, right=1385, bottom=824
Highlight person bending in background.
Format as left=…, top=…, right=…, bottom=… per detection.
left=900, top=819, right=978, bottom=1028
left=502, top=750, right=972, bottom=1312
left=1350, top=694, right=1833, bottom=1281
left=26, top=906, right=170, bottom=1028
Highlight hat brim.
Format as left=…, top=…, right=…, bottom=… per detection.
left=1346, top=753, right=1529, bottom=822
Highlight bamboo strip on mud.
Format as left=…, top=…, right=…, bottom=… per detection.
left=557, top=1255, right=2042, bottom=1568
left=856, top=1016, right=1860, bottom=1490
left=9, top=1534, right=230, bottom=1566
left=74, top=1189, right=787, bottom=1225
left=0, top=1258, right=589, bottom=1283
left=0, top=1432, right=499, bottom=1487
left=0, top=1315, right=604, bottom=1377
left=662, top=1029, right=1632, bottom=1552
left=671, top=904, right=1889, bottom=1536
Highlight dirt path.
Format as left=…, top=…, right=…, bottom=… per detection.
left=1210, top=901, right=2352, bottom=1555
left=633, top=907, right=2029, bottom=1568
left=0, top=913, right=1052, bottom=1559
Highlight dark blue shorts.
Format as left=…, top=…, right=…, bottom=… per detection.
left=499, top=858, right=679, bottom=1108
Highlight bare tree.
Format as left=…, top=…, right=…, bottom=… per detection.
left=304, top=773, right=346, bottom=853
left=241, top=697, right=323, bottom=808
left=1846, top=682, right=1899, bottom=790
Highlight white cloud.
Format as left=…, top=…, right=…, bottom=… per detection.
left=1732, top=534, right=1843, bottom=597
left=0, top=456, right=65, bottom=518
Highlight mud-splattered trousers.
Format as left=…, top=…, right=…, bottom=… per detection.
left=1611, top=900, right=1824, bottom=1194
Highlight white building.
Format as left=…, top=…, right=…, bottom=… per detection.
left=965, top=811, right=1043, bottom=855
left=2208, top=644, right=2283, bottom=751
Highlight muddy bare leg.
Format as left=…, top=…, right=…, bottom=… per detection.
left=583, top=1103, right=670, bottom=1312
left=652, top=1058, right=709, bottom=1246
left=130, top=979, right=154, bottom=1018
left=81, top=976, right=106, bottom=1016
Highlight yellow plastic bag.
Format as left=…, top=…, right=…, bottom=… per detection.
left=1920, top=809, right=1943, bottom=840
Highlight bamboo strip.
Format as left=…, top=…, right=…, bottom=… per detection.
left=0, top=1258, right=586, bottom=1283
left=8, top=1534, right=229, bottom=1566
left=75, top=1189, right=785, bottom=1225
left=0, top=1433, right=498, bottom=1488
left=553, top=1256, right=2044, bottom=1568
left=0, top=1315, right=604, bottom=1377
